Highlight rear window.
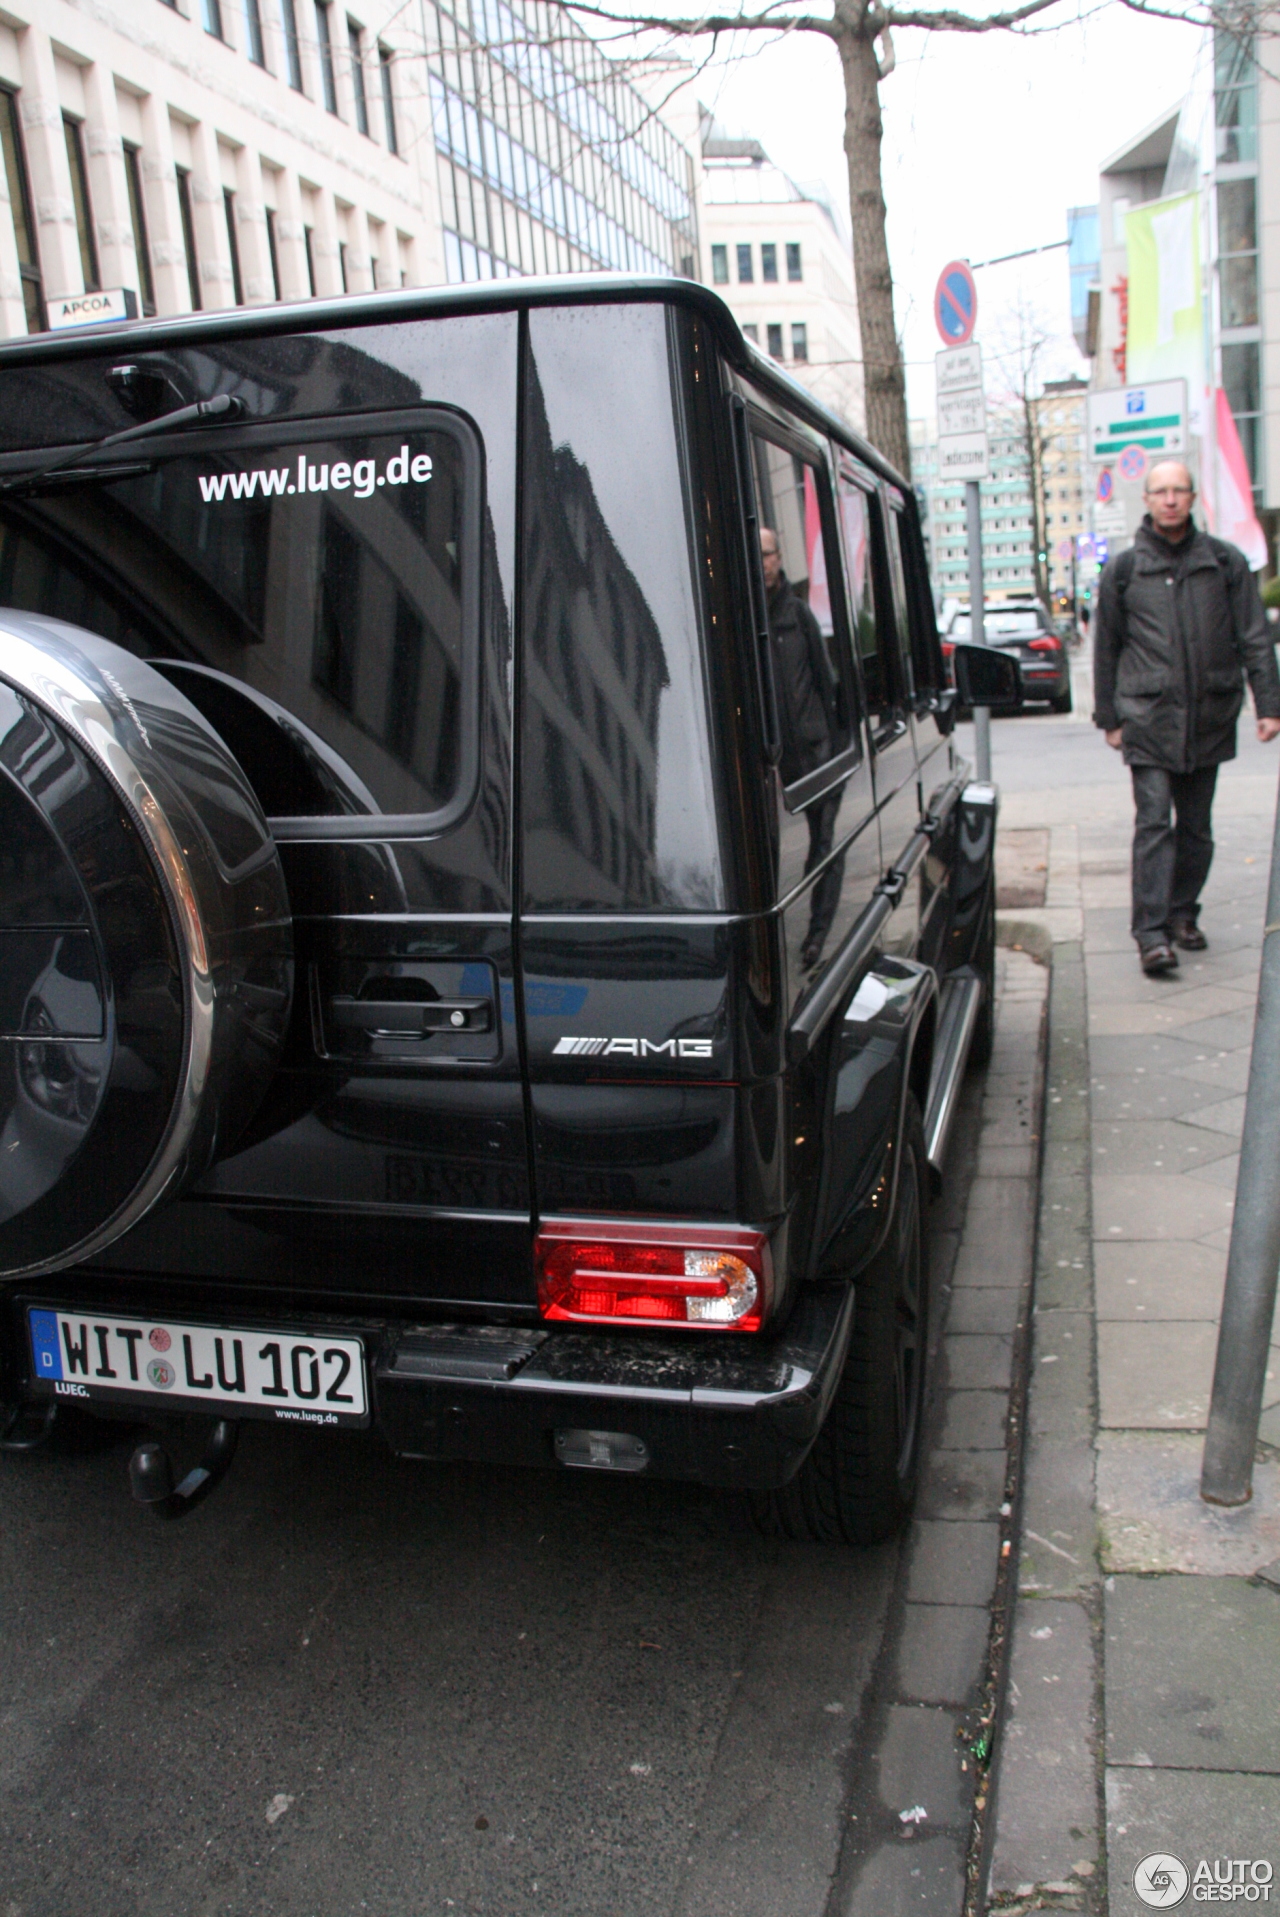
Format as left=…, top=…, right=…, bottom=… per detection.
left=0, top=407, right=480, bottom=833
left=950, top=609, right=1045, bottom=639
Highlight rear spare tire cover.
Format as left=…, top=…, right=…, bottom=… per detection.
left=0, top=613, right=293, bottom=1277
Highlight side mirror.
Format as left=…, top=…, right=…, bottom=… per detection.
left=951, top=642, right=1023, bottom=711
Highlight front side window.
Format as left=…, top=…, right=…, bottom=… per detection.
left=0, top=411, right=480, bottom=832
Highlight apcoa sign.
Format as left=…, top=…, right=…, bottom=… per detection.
left=47, top=288, right=139, bottom=330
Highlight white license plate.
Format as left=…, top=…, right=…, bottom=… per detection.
left=28, top=1308, right=368, bottom=1426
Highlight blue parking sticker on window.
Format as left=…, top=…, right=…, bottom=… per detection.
left=28, top=1309, right=62, bottom=1381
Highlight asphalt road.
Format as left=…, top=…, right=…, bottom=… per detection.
left=2, top=1360, right=898, bottom=1917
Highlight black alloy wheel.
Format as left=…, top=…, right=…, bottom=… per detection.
left=753, top=1096, right=931, bottom=1546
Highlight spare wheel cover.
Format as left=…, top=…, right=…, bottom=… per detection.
left=0, top=613, right=293, bottom=1277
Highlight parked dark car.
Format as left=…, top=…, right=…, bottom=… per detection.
left=0, top=277, right=1014, bottom=1544
left=946, top=600, right=1073, bottom=712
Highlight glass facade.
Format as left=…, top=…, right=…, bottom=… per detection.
left=1213, top=27, right=1262, bottom=503
left=426, top=0, right=698, bottom=283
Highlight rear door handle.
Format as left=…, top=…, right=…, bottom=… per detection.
left=872, top=715, right=908, bottom=751
left=330, top=996, right=492, bottom=1036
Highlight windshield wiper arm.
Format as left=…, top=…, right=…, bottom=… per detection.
left=0, top=393, right=243, bottom=497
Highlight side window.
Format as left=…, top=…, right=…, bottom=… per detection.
left=881, top=494, right=917, bottom=706
left=750, top=429, right=857, bottom=796
left=835, top=471, right=883, bottom=714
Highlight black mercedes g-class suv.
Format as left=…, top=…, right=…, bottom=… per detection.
left=0, top=277, right=1014, bottom=1542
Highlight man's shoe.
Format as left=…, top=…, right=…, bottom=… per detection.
left=1171, top=920, right=1208, bottom=951
left=1140, top=943, right=1180, bottom=976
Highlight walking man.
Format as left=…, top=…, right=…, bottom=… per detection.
left=1093, top=460, right=1280, bottom=976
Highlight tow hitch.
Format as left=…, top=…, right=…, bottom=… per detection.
left=129, top=1419, right=240, bottom=1519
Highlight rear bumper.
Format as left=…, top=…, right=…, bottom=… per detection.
left=375, top=1285, right=854, bottom=1490
left=5, top=1282, right=854, bottom=1493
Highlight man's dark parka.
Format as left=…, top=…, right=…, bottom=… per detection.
left=1093, top=517, right=1280, bottom=770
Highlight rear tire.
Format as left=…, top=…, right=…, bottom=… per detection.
left=1049, top=684, right=1074, bottom=714
left=753, top=1098, right=930, bottom=1546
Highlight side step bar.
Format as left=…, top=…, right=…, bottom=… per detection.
left=923, top=969, right=984, bottom=1175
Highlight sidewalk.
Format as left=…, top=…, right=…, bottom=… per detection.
left=983, top=694, right=1280, bottom=1915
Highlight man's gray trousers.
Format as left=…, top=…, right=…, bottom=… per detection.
left=1130, top=763, right=1219, bottom=948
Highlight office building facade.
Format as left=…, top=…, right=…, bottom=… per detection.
left=913, top=414, right=1037, bottom=605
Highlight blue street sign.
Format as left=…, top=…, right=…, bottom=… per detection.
left=934, top=261, right=978, bottom=347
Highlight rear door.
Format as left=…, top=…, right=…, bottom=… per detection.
left=0, top=313, right=531, bottom=1311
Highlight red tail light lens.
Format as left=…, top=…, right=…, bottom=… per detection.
left=942, top=642, right=955, bottom=658
left=1027, top=636, right=1060, bottom=652
left=535, top=1222, right=771, bottom=1332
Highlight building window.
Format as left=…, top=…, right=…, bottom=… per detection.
left=761, top=241, right=777, bottom=283
left=203, top=0, right=225, bottom=39
left=766, top=322, right=783, bottom=359
left=379, top=45, right=398, bottom=152
left=241, top=0, right=266, bottom=64
left=316, top=1, right=339, bottom=115
left=786, top=242, right=802, bottom=282
left=279, top=0, right=305, bottom=89
left=736, top=242, right=752, bottom=283
left=1214, top=27, right=1256, bottom=164
left=63, top=117, right=100, bottom=293
left=348, top=20, right=369, bottom=136
left=1, top=88, right=44, bottom=331
left=742, top=322, right=758, bottom=344
left=304, top=224, right=317, bottom=294
left=176, top=166, right=201, bottom=310
left=1222, top=339, right=1262, bottom=497
left=224, top=187, right=244, bottom=304
left=265, top=205, right=281, bottom=299
left=1217, top=175, right=1258, bottom=328
left=711, top=243, right=728, bottom=284
left=339, top=238, right=349, bottom=292
left=123, top=143, right=156, bottom=315
left=791, top=322, right=808, bottom=362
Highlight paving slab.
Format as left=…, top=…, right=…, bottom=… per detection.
left=1088, top=1072, right=1230, bottom=1121
left=1094, top=1240, right=1225, bottom=1320
left=895, top=1604, right=991, bottom=1707
left=935, top=1391, right=1009, bottom=1451
left=1105, top=1574, right=1280, bottom=1772
left=1089, top=1033, right=1220, bottom=1075
left=917, top=1449, right=1006, bottom=1522
left=1016, top=1432, right=1096, bottom=1598
left=1107, top=1768, right=1280, bottom=1917
left=1097, top=1321, right=1218, bottom=1428
left=877, top=1705, right=968, bottom=1824
left=1169, top=1051, right=1252, bottom=1092
left=946, top=1287, right=1025, bottom=1335
left=1091, top=1174, right=1235, bottom=1242
left=843, top=1834, right=967, bottom=1916
left=1096, top=1433, right=1280, bottom=1574
left=1176, top=1092, right=1247, bottom=1133
left=988, top=1601, right=1099, bottom=1895
left=1090, top=1118, right=1237, bottom=1175
left=906, top=1521, right=1002, bottom=1607
left=943, top=1334, right=1014, bottom=1392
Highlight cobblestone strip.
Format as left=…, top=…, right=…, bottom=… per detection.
left=985, top=942, right=1104, bottom=1915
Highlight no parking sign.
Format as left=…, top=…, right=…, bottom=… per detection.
left=934, top=261, right=978, bottom=346
left=1117, top=444, right=1148, bottom=484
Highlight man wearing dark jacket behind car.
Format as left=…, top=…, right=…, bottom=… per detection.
left=1093, top=460, right=1280, bottom=976
left=761, top=526, right=844, bottom=971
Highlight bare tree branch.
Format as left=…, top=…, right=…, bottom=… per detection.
left=880, top=0, right=1064, bottom=32
left=561, top=0, right=837, bottom=39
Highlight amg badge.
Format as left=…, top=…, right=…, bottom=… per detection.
left=552, top=1036, right=713, bottom=1058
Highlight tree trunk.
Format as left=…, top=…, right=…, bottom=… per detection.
left=838, top=20, right=909, bottom=477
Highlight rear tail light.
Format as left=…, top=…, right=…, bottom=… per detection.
left=1027, top=636, right=1060, bottom=652
left=942, top=641, right=955, bottom=658
left=535, top=1221, right=772, bottom=1332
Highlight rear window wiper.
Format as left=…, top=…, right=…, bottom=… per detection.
left=0, top=393, right=243, bottom=498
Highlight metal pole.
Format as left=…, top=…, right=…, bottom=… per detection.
left=1201, top=760, right=1280, bottom=1504
left=966, top=478, right=991, bottom=780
